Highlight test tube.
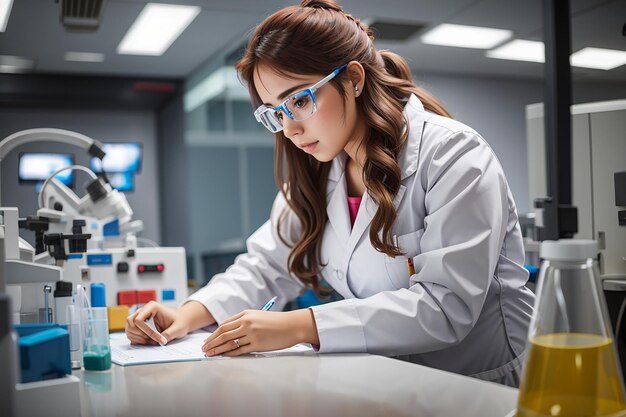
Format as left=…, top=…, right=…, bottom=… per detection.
left=66, top=304, right=82, bottom=369
left=38, top=285, right=53, bottom=323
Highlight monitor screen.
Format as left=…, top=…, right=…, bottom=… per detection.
left=90, top=143, right=142, bottom=173
left=18, top=153, right=74, bottom=187
left=106, top=172, right=134, bottom=192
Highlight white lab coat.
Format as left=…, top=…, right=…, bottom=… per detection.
left=187, top=94, right=535, bottom=386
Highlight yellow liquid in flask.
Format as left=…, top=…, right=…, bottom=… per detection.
left=517, top=333, right=626, bottom=417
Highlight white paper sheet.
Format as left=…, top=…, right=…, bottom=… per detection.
left=110, top=331, right=314, bottom=366
left=110, top=332, right=219, bottom=366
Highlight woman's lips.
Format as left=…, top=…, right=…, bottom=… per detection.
left=299, top=141, right=319, bottom=152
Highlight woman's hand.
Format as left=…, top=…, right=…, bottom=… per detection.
left=202, top=309, right=319, bottom=357
left=125, top=301, right=190, bottom=345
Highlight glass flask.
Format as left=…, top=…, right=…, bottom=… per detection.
left=517, top=240, right=626, bottom=417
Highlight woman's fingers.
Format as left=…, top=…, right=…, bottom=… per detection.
left=126, top=311, right=150, bottom=344
left=133, top=317, right=167, bottom=345
left=125, top=302, right=167, bottom=345
left=127, top=328, right=153, bottom=345
left=204, top=335, right=250, bottom=357
left=203, top=327, right=246, bottom=353
left=223, top=341, right=256, bottom=357
left=132, top=305, right=167, bottom=345
left=203, top=317, right=244, bottom=344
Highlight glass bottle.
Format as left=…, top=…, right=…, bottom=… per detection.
left=517, top=240, right=626, bottom=417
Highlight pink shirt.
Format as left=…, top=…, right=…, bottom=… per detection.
left=347, top=196, right=362, bottom=227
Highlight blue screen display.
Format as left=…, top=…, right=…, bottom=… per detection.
left=18, top=153, right=74, bottom=186
left=106, top=172, right=134, bottom=192
left=90, top=143, right=142, bottom=173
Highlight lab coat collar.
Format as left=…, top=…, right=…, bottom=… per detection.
left=397, top=93, right=425, bottom=180
left=327, top=93, right=425, bottom=184
left=326, top=94, right=425, bottom=267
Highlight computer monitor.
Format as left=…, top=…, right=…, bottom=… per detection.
left=104, top=172, right=134, bottom=192
left=90, top=142, right=142, bottom=174
left=18, top=152, right=74, bottom=187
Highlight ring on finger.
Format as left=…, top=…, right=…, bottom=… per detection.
left=234, top=338, right=240, bottom=348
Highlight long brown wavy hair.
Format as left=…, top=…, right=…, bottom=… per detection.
left=235, top=0, right=451, bottom=296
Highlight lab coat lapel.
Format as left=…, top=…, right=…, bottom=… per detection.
left=397, top=94, right=425, bottom=181
left=326, top=152, right=351, bottom=247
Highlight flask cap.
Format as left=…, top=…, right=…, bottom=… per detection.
left=540, top=239, right=598, bottom=261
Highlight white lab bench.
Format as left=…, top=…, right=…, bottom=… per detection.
left=75, top=353, right=519, bottom=417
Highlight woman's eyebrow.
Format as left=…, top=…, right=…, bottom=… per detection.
left=263, top=83, right=310, bottom=106
left=278, top=83, right=309, bottom=100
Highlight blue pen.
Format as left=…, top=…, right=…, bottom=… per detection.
left=261, top=296, right=277, bottom=311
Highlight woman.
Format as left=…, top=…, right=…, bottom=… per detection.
left=126, top=0, right=535, bottom=387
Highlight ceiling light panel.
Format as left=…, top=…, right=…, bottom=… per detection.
left=117, top=3, right=201, bottom=56
left=486, top=40, right=545, bottom=63
left=421, top=23, right=512, bottom=49
left=570, top=47, right=626, bottom=70
left=0, top=0, right=13, bottom=32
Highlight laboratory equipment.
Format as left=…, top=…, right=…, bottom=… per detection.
left=2, top=128, right=188, bottom=323
left=1, top=207, right=64, bottom=324
left=2, top=207, right=82, bottom=416
left=1, top=132, right=90, bottom=415
left=35, top=173, right=134, bottom=249
left=1, top=127, right=189, bottom=413
left=31, top=159, right=187, bottom=310
left=516, top=240, right=626, bottom=416
left=0, top=129, right=104, bottom=312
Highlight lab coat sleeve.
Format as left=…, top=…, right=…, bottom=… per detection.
left=311, top=131, right=508, bottom=355
left=185, top=192, right=306, bottom=324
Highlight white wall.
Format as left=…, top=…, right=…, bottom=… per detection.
left=0, top=108, right=161, bottom=244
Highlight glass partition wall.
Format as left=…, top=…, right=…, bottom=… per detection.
left=184, top=44, right=277, bottom=286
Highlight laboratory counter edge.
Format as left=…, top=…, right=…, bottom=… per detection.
left=74, top=352, right=518, bottom=417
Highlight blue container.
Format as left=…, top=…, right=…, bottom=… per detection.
left=297, top=289, right=322, bottom=308
left=524, top=264, right=540, bottom=283
left=91, top=283, right=106, bottom=307
left=14, top=324, right=71, bottom=383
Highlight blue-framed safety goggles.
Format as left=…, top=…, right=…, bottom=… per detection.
left=253, top=64, right=348, bottom=133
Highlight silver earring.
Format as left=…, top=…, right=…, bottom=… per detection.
left=354, top=85, right=359, bottom=97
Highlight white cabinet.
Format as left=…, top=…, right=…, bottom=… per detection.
left=526, top=100, right=626, bottom=277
